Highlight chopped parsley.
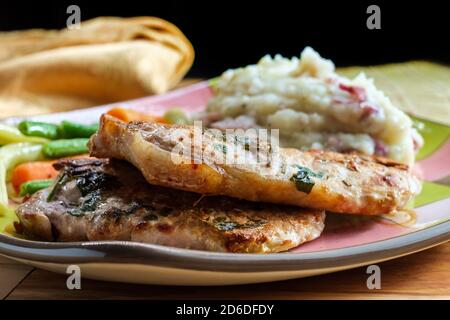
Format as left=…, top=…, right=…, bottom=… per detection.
left=212, top=216, right=267, bottom=231
left=214, top=144, right=228, bottom=154
left=75, top=171, right=111, bottom=196
left=235, top=135, right=251, bottom=151
left=80, top=190, right=102, bottom=212
left=290, top=165, right=323, bottom=194
left=213, top=217, right=239, bottom=231
left=46, top=173, right=69, bottom=202
left=46, top=168, right=115, bottom=202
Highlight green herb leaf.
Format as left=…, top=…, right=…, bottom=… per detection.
left=212, top=216, right=267, bottom=231
left=213, top=217, right=239, bottom=231
left=214, top=144, right=228, bottom=154
left=79, top=190, right=102, bottom=212
left=235, top=135, right=251, bottom=151
left=75, top=171, right=110, bottom=196
left=290, top=165, right=323, bottom=194
left=46, top=173, right=69, bottom=202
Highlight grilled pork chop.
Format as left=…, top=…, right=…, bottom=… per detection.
left=16, top=158, right=325, bottom=253
left=89, top=114, right=421, bottom=215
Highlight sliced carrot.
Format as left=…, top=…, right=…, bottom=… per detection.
left=12, top=161, right=58, bottom=194
left=11, top=155, right=92, bottom=194
left=106, top=107, right=166, bottom=123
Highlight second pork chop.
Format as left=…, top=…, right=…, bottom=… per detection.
left=16, top=158, right=325, bottom=253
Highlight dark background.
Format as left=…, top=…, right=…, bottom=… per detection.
left=0, top=0, right=448, bottom=77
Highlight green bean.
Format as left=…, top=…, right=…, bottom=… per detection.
left=42, top=138, right=89, bottom=158
left=59, top=121, right=99, bottom=138
left=0, top=124, right=48, bottom=145
left=163, top=108, right=192, bottom=125
left=19, top=179, right=54, bottom=196
left=18, top=121, right=59, bottom=140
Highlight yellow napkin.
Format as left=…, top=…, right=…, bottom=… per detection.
left=338, top=61, right=450, bottom=126
left=0, top=16, right=194, bottom=118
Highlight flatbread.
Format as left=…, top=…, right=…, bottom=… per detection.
left=0, top=17, right=194, bottom=118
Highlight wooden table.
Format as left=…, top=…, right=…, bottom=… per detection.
left=1, top=78, right=449, bottom=299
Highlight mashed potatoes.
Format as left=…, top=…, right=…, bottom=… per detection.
left=206, top=47, right=422, bottom=165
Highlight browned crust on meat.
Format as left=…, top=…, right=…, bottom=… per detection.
left=16, top=159, right=325, bottom=253
left=306, top=149, right=410, bottom=171
left=88, top=115, right=421, bottom=215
